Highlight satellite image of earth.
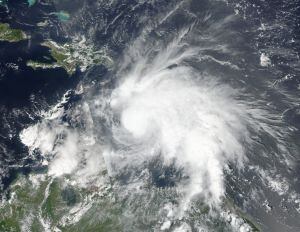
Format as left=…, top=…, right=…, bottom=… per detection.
left=0, top=0, right=300, bottom=231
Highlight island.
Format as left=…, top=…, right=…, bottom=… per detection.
left=27, top=37, right=113, bottom=75
left=0, top=23, right=27, bottom=42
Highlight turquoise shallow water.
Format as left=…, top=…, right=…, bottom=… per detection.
left=27, top=0, right=36, bottom=7
left=54, top=11, right=70, bottom=22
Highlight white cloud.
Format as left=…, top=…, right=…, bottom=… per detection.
left=103, top=38, right=250, bottom=210
left=260, top=53, right=271, bottom=67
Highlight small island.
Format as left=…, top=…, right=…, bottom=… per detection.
left=0, top=23, right=27, bottom=42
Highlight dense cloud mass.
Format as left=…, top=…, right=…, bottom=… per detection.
left=105, top=40, right=250, bottom=208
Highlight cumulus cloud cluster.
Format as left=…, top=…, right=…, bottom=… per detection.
left=20, top=95, right=106, bottom=187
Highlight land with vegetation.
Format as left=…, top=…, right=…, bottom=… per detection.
left=0, top=23, right=27, bottom=42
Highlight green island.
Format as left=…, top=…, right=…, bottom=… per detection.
left=0, top=23, right=27, bottom=42
left=27, top=38, right=113, bottom=75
